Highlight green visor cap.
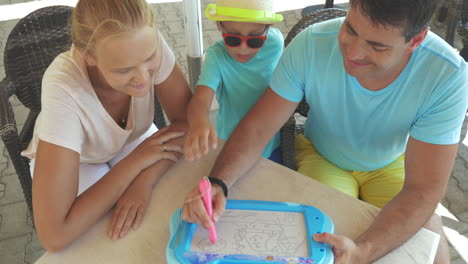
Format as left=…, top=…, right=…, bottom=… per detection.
left=205, top=4, right=283, bottom=23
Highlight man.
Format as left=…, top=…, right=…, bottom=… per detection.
left=182, top=0, right=468, bottom=263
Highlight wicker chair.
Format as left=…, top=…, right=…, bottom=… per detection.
left=436, top=0, right=468, bottom=61
left=0, top=5, right=73, bottom=218
left=458, top=0, right=468, bottom=60
left=0, top=6, right=167, bottom=218
left=280, top=8, right=347, bottom=170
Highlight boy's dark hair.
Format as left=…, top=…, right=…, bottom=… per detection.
left=349, top=0, right=442, bottom=42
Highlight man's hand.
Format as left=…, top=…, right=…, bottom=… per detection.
left=314, top=232, right=368, bottom=264
left=181, top=184, right=226, bottom=229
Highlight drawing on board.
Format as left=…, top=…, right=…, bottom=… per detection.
left=190, top=209, right=308, bottom=257
left=197, top=238, right=226, bottom=252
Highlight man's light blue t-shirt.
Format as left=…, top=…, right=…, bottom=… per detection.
left=197, top=27, right=284, bottom=158
left=271, top=18, right=468, bottom=171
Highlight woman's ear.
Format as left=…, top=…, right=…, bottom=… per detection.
left=83, top=53, right=97, bottom=67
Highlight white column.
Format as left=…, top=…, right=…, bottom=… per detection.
left=183, top=0, right=203, bottom=91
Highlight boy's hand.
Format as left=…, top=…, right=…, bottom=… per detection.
left=108, top=179, right=153, bottom=240
left=184, top=120, right=217, bottom=161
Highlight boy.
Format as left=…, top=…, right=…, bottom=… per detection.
left=184, top=0, right=284, bottom=163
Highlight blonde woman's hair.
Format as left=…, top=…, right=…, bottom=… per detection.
left=71, top=0, right=155, bottom=56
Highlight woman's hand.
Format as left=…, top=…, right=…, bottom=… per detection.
left=184, top=119, right=217, bottom=161
left=127, top=126, right=184, bottom=169
left=109, top=123, right=188, bottom=240
left=181, top=184, right=226, bottom=229
left=108, top=178, right=152, bottom=240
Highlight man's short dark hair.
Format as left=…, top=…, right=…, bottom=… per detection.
left=349, top=0, right=442, bottom=42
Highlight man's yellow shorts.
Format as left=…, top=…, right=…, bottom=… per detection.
left=295, top=134, right=405, bottom=208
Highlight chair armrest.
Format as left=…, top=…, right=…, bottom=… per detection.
left=0, top=78, right=34, bottom=217
left=0, top=78, right=18, bottom=140
left=281, top=115, right=297, bottom=170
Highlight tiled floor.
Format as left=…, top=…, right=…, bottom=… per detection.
left=0, top=0, right=467, bottom=263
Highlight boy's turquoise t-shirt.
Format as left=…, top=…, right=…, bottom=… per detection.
left=197, top=27, right=284, bottom=158
left=271, top=17, right=468, bottom=171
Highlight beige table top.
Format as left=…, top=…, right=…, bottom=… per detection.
left=36, top=144, right=439, bottom=264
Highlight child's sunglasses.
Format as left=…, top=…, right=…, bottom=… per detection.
left=222, top=33, right=267, bottom=49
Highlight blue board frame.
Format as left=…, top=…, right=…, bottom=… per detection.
left=168, top=200, right=334, bottom=264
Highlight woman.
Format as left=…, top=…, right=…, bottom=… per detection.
left=21, top=0, right=191, bottom=251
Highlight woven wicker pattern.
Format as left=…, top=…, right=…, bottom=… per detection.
left=280, top=8, right=347, bottom=170
left=0, top=5, right=167, bottom=220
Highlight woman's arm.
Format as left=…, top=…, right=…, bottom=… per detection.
left=154, top=63, right=191, bottom=124
left=33, top=127, right=182, bottom=251
left=33, top=141, right=143, bottom=251
left=107, top=65, right=192, bottom=239
left=108, top=123, right=188, bottom=239
left=108, top=155, right=179, bottom=239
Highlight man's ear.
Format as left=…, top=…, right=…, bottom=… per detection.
left=407, top=27, right=429, bottom=53
left=216, top=21, right=222, bottom=32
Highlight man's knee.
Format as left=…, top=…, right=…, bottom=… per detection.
left=423, top=214, right=444, bottom=234
left=423, top=214, right=450, bottom=264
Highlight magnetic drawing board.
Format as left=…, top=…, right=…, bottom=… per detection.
left=190, top=209, right=308, bottom=257
left=167, top=200, right=334, bottom=264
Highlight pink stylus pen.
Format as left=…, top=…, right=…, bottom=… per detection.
left=198, top=177, right=218, bottom=243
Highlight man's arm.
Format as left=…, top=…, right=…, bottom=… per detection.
left=316, top=137, right=457, bottom=263
left=209, top=88, right=299, bottom=187
left=182, top=88, right=299, bottom=227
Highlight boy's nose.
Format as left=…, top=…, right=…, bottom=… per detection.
left=239, top=40, right=249, bottom=50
